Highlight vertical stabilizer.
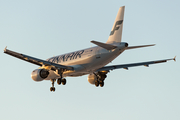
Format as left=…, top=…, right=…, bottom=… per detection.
left=106, top=6, right=125, bottom=44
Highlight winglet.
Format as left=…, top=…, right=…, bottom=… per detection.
left=4, top=46, right=7, bottom=52
left=173, top=56, right=176, bottom=62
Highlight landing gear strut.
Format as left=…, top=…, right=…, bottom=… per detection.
left=94, top=72, right=107, bottom=87
left=50, top=79, right=56, bottom=92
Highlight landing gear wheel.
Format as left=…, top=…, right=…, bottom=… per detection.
left=57, top=78, right=61, bottom=85
left=50, top=87, right=53, bottom=91
left=61, top=78, right=66, bottom=85
left=99, top=81, right=104, bottom=87
left=95, top=80, right=99, bottom=87
left=50, top=87, right=55, bottom=92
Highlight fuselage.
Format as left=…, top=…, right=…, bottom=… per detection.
left=44, top=42, right=128, bottom=80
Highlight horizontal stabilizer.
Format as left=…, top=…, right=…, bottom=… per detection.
left=91, top=40, right=117, bottom=50
left=126, top=44, right=155, bottom=50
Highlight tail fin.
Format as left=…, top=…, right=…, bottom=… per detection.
left=106, top=6, right=125, bottom=44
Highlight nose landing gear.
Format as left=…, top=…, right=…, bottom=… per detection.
left=50, top=79, right=56, bottom=92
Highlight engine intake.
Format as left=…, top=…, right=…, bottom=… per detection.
left=88, top=74, right=97, bottom=84
left=88, top=72, right=107, bottom=85
left=31, top=69, right=49, bottom=81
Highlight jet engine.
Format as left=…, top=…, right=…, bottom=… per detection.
left=31, top=69, right=49, bottom=81
left=88, top=74, right=97, bottom=84
left=88, top=72, right=108, bottom=85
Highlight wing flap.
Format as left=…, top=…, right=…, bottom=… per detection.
left=4, top=47, right=74, bottom=70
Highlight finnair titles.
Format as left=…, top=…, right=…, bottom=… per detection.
left=47, top=50, right=85, bottom=63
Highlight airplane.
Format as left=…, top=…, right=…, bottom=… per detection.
left=4, top=6, right=176, bottom=92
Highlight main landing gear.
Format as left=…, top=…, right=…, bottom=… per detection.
left=50, top=78, right=67, bottom=92
left=57, top=78, right=67, bottom=85
left=94, top=73, right=107, bottom=87
left=95, top=80, right=104, bottom=87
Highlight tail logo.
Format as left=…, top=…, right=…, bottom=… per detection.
left=110, top=20, right=123, bottom=35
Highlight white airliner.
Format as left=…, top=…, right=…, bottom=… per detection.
left=4, top=6, right=175, bottom=92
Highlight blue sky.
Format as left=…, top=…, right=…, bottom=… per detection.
left=0, top=0, right=179, bottom=120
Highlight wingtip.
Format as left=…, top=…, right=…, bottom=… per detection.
left=173, top=56, right=176, bottom=62
left=91, top=40, right=95, bottom=43
left=150, top=44, right=156, bottom=46
left=4, top=46, right=7, bottom=52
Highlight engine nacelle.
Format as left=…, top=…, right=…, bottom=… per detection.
left=88, top=72, right=108, bottom=85
left=88, top=74, right=97, bottom=84
left=31, top=69, right=49, bottom=82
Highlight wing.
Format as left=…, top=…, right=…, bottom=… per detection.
left=96, top=57, right=176, bottom=72
left=4, top=47, right=74, bottom=70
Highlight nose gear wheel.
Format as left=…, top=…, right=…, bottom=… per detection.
left=50, top=87, right=55, bottom=91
